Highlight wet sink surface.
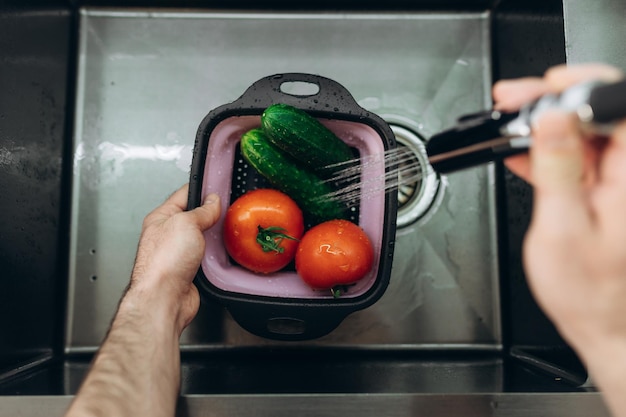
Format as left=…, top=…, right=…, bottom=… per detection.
left=1, top=350, right=586, bottom=396
left=68, top=8, right=500, bottom=352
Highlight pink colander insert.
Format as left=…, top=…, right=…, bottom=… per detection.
left=200, top=115, right=386, bottom=299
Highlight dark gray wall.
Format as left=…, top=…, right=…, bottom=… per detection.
left=0, top=2, right=73, bottom=370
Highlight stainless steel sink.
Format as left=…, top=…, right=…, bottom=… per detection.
left=3, top=1, right=620, bottom=415
left=67, top=8, right=500, bottom=352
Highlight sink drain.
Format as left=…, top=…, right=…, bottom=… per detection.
left=389, top=124, right=441, bottom=227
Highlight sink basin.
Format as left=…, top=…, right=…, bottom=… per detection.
left=67, top=8, right=500, bottom=350
left=1, top=1, right=616, bottom=416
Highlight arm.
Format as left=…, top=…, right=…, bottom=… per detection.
left=493, top=63, right=626, bottom=417
left=64, top=184, right=221, bottom=417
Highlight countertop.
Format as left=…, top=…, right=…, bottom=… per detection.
left=1, top=393, right=612, bottom=417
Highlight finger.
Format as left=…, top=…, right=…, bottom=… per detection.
left=532, top=110, right=586, bottom=191
left=544, top=63, right=623, bottom=92
left=504, top=154, right=532, bottom=183
left=493, top=77, right=548, bottom=112
left=163, top=183, right=190, bottom=212
left=610, top=119, right=626, bottom=151
left=592, top=122, right=626, bottom=250
left=598, top=120, right=626, bottom=185
left=504, top=136, right=604, bottom=187
left=184, top=193, right=221, bottom=231
left=530, top=110, right=589, bottom=229
left=142, top=184, right=189, bottom=226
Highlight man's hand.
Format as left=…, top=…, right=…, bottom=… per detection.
left=65, top=184, right=220, bottom=417
left=494, top=63, right=623, bottom=183
left=494, top=63, right=626, bottom=417
left=128, top=184, right=221, bottom=333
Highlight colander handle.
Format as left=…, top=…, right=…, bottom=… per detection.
left=224, top=299, right=352, bottom=341
left=231, top=73, right=367, bottom=117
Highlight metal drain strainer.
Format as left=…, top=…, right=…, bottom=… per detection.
left=390, top=124, right=441, bottom=228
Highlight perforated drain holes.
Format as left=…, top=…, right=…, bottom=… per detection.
left=390, top=124, right=441, bottom=228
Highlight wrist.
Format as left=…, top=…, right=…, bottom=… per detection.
left=125, top=250, right=202, bottom=334
left=117, top=280, right=183, bottom=337
left=578, top=335, right=626, bottom=373
left=576, top=337, right=626, bottom=417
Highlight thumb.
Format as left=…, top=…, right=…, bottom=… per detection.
left=186, top=193, right=222, bottom=231
left=529, top=110, right=588, bottom=229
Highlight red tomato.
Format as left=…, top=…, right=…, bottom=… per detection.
left=295, top=219, right=374, bottom=291
left=223, top=189, right=304, bottom=274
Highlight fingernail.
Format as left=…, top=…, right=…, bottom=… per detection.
left=204, top=193, right=219, bottom=204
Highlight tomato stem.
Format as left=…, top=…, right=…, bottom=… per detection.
left=256, top=225, right=299, bottom=254
left=330, top=285, right=351, bottom=298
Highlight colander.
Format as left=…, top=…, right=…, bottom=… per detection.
left=187, top=73, right=397, bottom=340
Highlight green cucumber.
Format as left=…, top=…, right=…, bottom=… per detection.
left=240, top=128, right=348, bottom=222
left=261, top=103, right=355, bottom=176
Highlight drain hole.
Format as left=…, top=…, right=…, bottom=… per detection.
left=390, top=124, right=441, bottom=227
left=396, top=146, right=422, bottom=206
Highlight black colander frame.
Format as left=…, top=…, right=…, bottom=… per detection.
left=187, top=73, right=397, bottom=341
